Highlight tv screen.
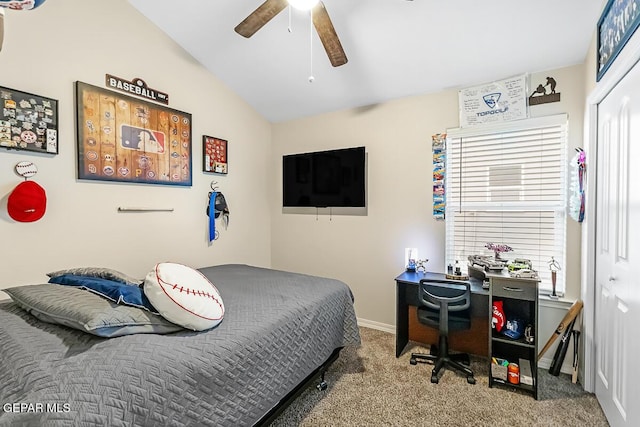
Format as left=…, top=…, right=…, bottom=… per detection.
left=283, top=146, right=366, bottom=208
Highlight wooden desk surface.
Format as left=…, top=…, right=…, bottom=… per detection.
left=394, top=270, right=489, bottom=296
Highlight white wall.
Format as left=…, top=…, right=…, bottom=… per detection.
left=0, top=2, right=588, bottom=376
left=271, top=65, right=586, bottom=335
left=0, top=0, right=272, bottom=293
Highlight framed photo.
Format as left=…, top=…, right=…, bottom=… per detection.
left=203, top=135, right=228, bottom=174
left=75, top=81, right=192, bottom=186
left=597, top=0, right=640, bottom=81
left=0, top=85, right=58, bottom=154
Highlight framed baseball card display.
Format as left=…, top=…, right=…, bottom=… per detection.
left=597, top=0, right=640, bottom=81
left=75, top=81, right=192, bottom=186
left=0, top=86, right=59, bottom=154
left=203, top=135, right=228, bottom=174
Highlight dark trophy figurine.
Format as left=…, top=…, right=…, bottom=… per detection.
left=548, top=256, right=561, bottom=299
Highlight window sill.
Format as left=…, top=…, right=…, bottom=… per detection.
left=538, top=294, right=575, bottom=309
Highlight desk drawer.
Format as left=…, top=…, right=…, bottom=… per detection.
left=491, top=279, right=536, bottom=301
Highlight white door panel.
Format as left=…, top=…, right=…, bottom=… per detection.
left=596, top=284, right=610, bottom=388
left=595, top=57, right=640, bottom=427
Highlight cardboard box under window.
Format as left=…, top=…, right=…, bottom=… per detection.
left=491, top=358, right=508, bottom=382
left=519, top=358, right=533, bottom=386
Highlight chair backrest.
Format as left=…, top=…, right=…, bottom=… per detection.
left=418, top=280, right=471, bottom=335
left=418, top=279, right=471, bottom=313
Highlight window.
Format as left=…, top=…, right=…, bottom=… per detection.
left=445, top=114, right=568, bottom=295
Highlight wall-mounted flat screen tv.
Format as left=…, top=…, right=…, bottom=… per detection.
left=283, top=146, right=366, bottom=208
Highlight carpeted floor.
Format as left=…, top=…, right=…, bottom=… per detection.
left=272, top=327, right=609, bottom=426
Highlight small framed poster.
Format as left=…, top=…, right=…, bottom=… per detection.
left=0, top=85, right=59, bottom=154
left=458, top=74, right=528, bottom=127
left=203, top=135, right=228, bottom=174
left=597, top=0, right=640, bottom=81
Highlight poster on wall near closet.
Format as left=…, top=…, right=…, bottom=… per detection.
left=458, top=74, right=528, bottom=127
left=597, top=0, right=640, bottom=81
left=75, top=81, right=192, bottom=186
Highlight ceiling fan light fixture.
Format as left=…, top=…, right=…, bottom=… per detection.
left=288, top=0, right=319, bottom=11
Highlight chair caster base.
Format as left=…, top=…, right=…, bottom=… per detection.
left=467, top=376, right=476, bottom=385
left=409, top=358, right=417, bottom=365
left=431, top=375, right=439, bottom=384
left=317, top=380, right=328, bottom=391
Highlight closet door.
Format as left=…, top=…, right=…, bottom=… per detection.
left=594, top=59, right=640, bottom=427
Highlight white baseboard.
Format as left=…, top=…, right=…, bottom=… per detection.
left=357, top=318, right=395, bottom=334
left=538, top=356, right=574, bottom=376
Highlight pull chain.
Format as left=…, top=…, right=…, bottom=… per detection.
left=288, top=6, right=292, bottom=33
left=308, top=9, right=314, bottom=83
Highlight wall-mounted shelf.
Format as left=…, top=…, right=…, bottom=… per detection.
left=117, top=207, right=174, bottom=212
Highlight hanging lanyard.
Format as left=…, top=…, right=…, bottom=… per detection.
left=209, top=191, right=217, bottom=242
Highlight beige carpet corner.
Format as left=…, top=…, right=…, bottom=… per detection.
left=272, top=327, right=608, bottom=426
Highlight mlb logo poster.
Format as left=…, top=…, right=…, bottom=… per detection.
left=458, top=74, right=528, bottom=127
left=120, top=125, right=166, bottom=154
left=75, top=82, right=192, bottom=186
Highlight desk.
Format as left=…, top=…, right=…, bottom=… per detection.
left=395, top=271, right=489, bottom=358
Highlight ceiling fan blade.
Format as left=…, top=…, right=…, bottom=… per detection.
left=312, top=2, right=347, bottom=67
left=235, top=0, right=289, bottom=38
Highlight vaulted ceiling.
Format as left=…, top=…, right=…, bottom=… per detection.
left=129, top=0, right=604, bottom=122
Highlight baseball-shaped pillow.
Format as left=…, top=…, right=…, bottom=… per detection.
left=143, top=262, right=224, bottom=331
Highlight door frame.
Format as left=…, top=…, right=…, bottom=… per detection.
left=583, top=29, right=640, bottom=393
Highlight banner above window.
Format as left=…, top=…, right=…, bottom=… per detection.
left=458, top=74, right=529, bottom=128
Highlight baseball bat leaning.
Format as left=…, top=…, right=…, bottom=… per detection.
left=537, top=299, right=583, bottom=361
left=549, top=318, right=576, bottom=376
left=572, top=330, right=581, bottom=383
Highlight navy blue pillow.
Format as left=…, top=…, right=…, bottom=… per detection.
left=48, top=274, right=158, bottom=314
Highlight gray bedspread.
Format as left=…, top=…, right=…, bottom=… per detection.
left=0, top=264, right=360, bottom=426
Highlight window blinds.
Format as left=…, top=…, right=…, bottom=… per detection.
left=445, top=115, right=568, bottom=294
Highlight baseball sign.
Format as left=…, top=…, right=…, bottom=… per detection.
left=14, top=160, right=37, bottom=178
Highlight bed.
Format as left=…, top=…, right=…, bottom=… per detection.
left=0, top=264, right=360, bottom=426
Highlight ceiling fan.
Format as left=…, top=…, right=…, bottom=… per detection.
left=234, top=0, right=347, bottom=67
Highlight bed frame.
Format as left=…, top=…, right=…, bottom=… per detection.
left=256, top=347, right=343, bottom=425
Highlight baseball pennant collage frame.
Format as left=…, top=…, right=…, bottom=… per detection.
left=0, top=85, right=59, bottom=155
left=75, top=81, right=193, bottom=186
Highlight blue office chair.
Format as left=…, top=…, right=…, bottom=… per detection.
left=409, top=279, right=476, bottom=384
